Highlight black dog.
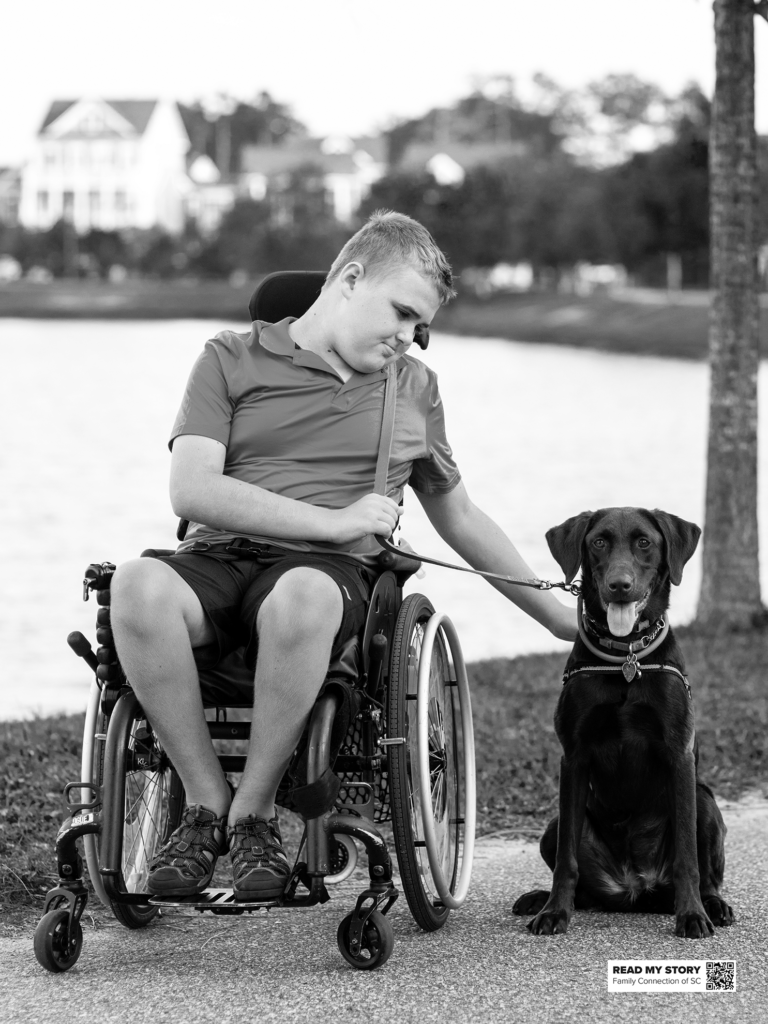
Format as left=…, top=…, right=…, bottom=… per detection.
left=513, top=507, right=734, bottom=938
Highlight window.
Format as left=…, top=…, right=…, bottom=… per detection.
left=89, top=191, right=100, bottom=227
left=79, top=110, right=106, bottom=135
left=37, top=191, right=49, bottom=218
left=63, top=191, right=75, bottom=221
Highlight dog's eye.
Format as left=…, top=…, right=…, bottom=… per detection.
left=592, top=538, right=606, bottom=548
left=637, top=538, right=651, bottom=548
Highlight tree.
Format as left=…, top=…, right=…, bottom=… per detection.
left=697, top=0, right=767, bottom=629
left=603, top=88, right=711, bottom=286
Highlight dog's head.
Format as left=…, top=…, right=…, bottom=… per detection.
left=546, top=507, right=701, bottom=637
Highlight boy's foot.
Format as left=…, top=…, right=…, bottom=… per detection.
left=228, top=814, right=290, bottom=901
left=147, top=804, right=227, bottom=897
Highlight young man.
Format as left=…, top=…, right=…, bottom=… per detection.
left=111, top=211, right=576, bottom=901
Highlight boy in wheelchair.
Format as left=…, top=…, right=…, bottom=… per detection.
left=110, top=211, right=577, bottom=902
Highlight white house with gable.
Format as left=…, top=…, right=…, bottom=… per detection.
left=19, top=99, right=191, bottom=234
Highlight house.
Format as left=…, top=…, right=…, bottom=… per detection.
left=239, top=135, right=386, bottom=227
left=183, top=153, right=238, bottom=236
left=393, top=140, right=529, bottom=185
left=18, top=99, right=191, bottom=234
left=0, top=167, right=21, bottom=225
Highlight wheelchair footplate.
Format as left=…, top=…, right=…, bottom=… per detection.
left=149, top=890, right=282, bottom=914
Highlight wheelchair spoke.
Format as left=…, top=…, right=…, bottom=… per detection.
left=122, top=767, right=168, bottom=889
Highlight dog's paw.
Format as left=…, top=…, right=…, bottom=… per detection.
left=703, top=896, right=734, bottom=927
left=512, top=889, right=550, bottom=916
left=527, top=909, right=569, bottom=935
left=674, top=909, right=715, bottom=938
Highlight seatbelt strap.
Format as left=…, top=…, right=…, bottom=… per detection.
left=373, top=364, right=397, bottom=496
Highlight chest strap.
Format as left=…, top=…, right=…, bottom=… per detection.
left=562, top=662, right=691, bottom=699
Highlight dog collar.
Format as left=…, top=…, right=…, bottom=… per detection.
left=576, top=597, right=669, bottom=680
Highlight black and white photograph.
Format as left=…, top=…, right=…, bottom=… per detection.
left=0, top=0, right=766, bottom=1019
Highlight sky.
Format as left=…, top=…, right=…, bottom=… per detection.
left=3, top=0, right=768, bottom=165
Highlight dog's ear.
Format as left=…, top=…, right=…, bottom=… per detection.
left=546, top=511, right=595, bottom=583
left=648, top=510, right=701, bottom=586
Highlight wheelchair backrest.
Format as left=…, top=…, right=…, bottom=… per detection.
left=248, top=270, right=327, bottom=323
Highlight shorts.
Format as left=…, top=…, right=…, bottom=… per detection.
left=152, top=545, right=374, bottom=678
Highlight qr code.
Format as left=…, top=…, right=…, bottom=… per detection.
left=706, top=961, right=735, bottom=991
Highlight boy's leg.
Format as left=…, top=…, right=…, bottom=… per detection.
left=111, top=557, right=232, bottom=818
left=228, top=566, right=343, bottom=825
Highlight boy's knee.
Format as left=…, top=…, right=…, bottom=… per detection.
left=260, top=568, right=343, bottom=641
left=112, top=559, right=177, bottom=633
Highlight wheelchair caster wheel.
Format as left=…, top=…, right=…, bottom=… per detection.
left=34, top=909, right=83, bottom=973
left=337, top=909, right=394, bottom=970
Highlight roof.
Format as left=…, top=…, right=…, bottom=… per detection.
left=241, top=136, right=385, bottom=177
left=39, top=100, right=158, bottom=135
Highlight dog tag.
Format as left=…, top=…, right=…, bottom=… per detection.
left=622, top=659, right=639, bottom=682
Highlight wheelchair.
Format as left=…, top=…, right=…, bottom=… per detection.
left=34, top=272, right=477, bottom=973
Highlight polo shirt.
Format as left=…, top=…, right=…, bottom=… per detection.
left=170, top=318, right=461, bottom=562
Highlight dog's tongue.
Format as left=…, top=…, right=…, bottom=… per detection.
left=607, top=602, right=638, bottom=637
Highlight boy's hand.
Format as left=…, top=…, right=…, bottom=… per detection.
left=329, top=493, right=403, bottom=544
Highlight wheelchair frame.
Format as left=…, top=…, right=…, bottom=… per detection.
left=34, top=271, right=476, bottom=973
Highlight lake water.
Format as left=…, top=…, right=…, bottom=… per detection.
left=1, top=319, right=766, bottom=720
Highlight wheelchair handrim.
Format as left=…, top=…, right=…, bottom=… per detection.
left=81, top=677, right=111, bottom=909
left=417, top=612, right=476, bottom=910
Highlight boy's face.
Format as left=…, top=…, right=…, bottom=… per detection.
left=333, top=262, right=441, bottom=374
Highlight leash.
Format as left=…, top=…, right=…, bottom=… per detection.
left=375, top=534, right=582, bottom=595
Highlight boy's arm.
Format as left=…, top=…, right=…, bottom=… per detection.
left=415, top=482, right=577, bottom=642
left=170, top=434, right=401, bottom=545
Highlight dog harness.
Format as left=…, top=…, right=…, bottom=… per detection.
left=562, top=598, right=692, bottom=698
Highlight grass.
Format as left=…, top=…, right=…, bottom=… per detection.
left=3, top=280, right=768, bottom=362
left=2, top=626, right=766, bottom=921
left=434, top=290, right=768, bottom=361
left=0, top=278, right=257, bottom=321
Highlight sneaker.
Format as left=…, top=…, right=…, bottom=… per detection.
left=147, top=804, right=227, bottom=897
left=228, top=814, right=290, bottom=901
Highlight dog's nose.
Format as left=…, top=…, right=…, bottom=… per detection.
left=607, top=576, right=633, bottom=596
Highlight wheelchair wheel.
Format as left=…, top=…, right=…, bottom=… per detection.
left=337, top=910, right=394, bottom=970
left=82, top=684, right=183, bottom=928
left=325, top=834, right=359, bottom=884
left=33, top=909, right=83, bottom=973
left=387, top=594, right=475, bottom=931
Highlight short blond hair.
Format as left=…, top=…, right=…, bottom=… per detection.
left=326, top=210, right=455, bottom=304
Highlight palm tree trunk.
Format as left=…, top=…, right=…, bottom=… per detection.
left=697, top=0, right=762, bottom=628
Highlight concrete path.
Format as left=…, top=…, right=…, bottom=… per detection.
left=1, top=799, right=765, bottom=1024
